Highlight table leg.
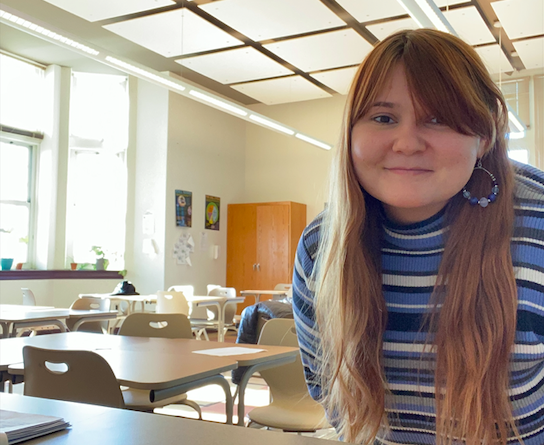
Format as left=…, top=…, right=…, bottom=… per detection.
left=218, top=302, right=225, bottom=342
left=235, top=355, right=296, bottom=426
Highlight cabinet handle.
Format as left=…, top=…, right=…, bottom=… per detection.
left=252, top=263, right=256, bottom=270
left=257, top=263, right=261, bottom=271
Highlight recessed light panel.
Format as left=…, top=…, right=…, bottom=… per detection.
left=104, top=9, right=242, bottom=58
left=176, top=47, right=293, bottom=84
left=231, top=76, right=332, bottom=105
left=492, top=0, right=544, bottom=40
left=43, top=0, right=175, bottom=22
left=513, top=36, right=544, bottom=70
left=310, top=67, right=359, bottom=95
left=335, top=0, right=409, bottom=22
left=199, top=0, right=345, bottom=41
left=264, top=29, right=373, bottom=72
left=443, top=6, right=495, bottom=46
left=475, top=44, right=514, bottom=74
left=367, top=17, right=418, bottom=41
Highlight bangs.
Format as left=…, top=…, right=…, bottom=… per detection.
left=348, top=29, right=501, bottom=143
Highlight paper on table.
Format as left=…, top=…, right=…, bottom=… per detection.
left=193, top=347, right=266, bottom=356
left=0, top=410, right=70, bottom=444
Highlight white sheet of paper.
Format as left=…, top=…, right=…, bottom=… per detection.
left=192, top=347, right=266, bottom=356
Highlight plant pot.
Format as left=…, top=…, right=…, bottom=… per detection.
left=95, top=258, right=105, bottom=271
left=1, top=258, right=14, bottom=270
left=16, top=262, right=23, bottom=270
left=71, top=263, right=78, bottom=270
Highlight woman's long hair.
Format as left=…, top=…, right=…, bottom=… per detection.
left=315, top=29, right=516, bottom=444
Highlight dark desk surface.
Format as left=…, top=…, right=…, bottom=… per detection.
left=0, top=393, right=337, bottom=445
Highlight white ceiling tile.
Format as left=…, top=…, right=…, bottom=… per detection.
left=176, top=47, right=293, bottom=84
left=231, top=76, right=332, bottom=105
left=103, top=9, right=242, bottom=58
left=199, top=0, right=345, bottom=41
left=310, top=67, right=359, bottom=95
left=263, top=29, right=373, bottom=72
left=367, top=17, right=418, bottom=41
left=491, top=0, right=544, bottom=40
left=444, top=6, right=495, bottom=45
left=513, top=36, right=544, bottom=69
left=475, top=44, right=514, bottom=74
left=335, top=0, right=408, bottom=22
left=43, top=0, right=175, bottom=22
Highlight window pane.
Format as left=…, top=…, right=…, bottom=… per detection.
left=68, top=151, right=127, bottom=267
left=0, top=140, right=30, bottom=201
left=0, top=203, right=29, bottom=263
left=0, top=54, right=45, bottom=132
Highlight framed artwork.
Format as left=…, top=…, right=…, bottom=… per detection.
left=175, top=190, right=192, bottom=227
left=205, top=195, right=220, bottom=230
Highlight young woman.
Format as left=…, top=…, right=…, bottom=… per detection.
left=293, top=29, right=544, bottom=444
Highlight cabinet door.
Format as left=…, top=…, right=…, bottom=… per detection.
left=256, top=205, right=290, bottom=289
left=226, top=205, right=257, bottom=295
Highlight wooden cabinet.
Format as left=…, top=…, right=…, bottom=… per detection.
left=226, top=201, right=306, bottom=314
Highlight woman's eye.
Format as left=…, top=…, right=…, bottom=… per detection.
left=373, top=115, right=394, bottom=124
left=429, top=116, right=442, bottom=124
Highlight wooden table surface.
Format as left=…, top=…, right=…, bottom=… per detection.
left=0, top=393, right=336, bottom=445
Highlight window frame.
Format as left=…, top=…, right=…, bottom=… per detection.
left=0, top=132, right=39, bottom=267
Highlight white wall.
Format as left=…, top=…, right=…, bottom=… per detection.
left=0, top=278, right=119, bottom=308
left=245, top=95, right=346, bottom=222
left=124, top=79, right=169, bottom=295
left=164, top=92, right=246, bottom=295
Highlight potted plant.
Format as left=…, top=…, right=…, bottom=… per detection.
left=90, top=246, right=109, bottom=271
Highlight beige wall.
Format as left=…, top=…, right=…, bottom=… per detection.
left=246, top=95, right=347, bottom=222
left=164, top=91, right=246, bottom=296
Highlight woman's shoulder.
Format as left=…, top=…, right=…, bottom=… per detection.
left=299, top=211, right=326, bottom=258
left=513, top=161, right=544, bottom=204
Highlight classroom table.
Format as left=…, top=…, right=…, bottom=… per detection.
left=0, top=306, right=118, bottom=338
left=240, top=290, right=289, bottom=304
left=0, top=393, right=336, bottom=445
left=0, top=332, right=298, bottom=425
left=186, top=295, right=245, bottom=342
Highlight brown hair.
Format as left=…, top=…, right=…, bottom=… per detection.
left=315, top=29, right=516, bottom=444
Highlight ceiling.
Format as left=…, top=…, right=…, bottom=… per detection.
left=0, top=0, right=543, bottom=106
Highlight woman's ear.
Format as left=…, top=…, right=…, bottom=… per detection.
left=477, top=137, right=489, bottom=158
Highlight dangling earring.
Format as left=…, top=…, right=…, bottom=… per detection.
left=462, top=159, right=499, bottom=208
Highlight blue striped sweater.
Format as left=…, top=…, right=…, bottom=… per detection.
left=293, top=162, right=544, bottom=444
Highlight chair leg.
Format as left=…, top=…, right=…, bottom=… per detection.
left=179, top=399, right=202, bottom=419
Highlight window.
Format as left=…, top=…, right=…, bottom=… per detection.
left=65, top=72, right=129, bottom=269
left=0, top=139, right=35, bottom=265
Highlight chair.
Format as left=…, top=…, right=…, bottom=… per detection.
left=118, top=312, right=193, bottom=339
left=247, top=319, right=329, bottom=432
left=21, top=288, right=37, bottom=306
left=66, top=297, right=112, bottom=334
left=167, top=285, right=208, bottom=319
left=117, top=312, right=202, bottom=418
left=207, top=286, right=239, bottom=337
left=274, top=283, right=293, bottom=300
left=23, top=345, right=125, bottom=408
left=157, top=290, right=208, bottom=340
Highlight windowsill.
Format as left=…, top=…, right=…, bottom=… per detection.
left=0, top=270, right=124, bottom=280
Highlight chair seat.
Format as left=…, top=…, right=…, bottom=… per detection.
left=248, top=398, right=329, bottom=432
left=122, top=387, right=187, bottom=409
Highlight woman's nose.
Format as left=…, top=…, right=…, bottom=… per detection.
left=391, top=123, right=426, bottom=154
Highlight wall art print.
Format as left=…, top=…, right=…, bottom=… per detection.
left=205, top=195, right=220, bottom=231
left=175, top=190, right=192, bottom=227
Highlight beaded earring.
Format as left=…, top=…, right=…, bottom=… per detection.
left=461, top=159, right=499, bottom=208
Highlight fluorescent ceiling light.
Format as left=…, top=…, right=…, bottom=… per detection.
left=396, top=0, right=456, bottom=34
left=0, top=5, right=332, bottom=151
left=295, top=133, right=331, bottom=150
left=0, top=9, right=99, bottom=55
left=507, top=131, right=525, bottom=140
left=189, top=90, right=247, bottom=117
left=508, top=110, right=526, bottom=132
left=249, top=115, right=295, bottom=135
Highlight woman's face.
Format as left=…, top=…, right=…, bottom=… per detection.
left=351, top=64, right=486, bottom=224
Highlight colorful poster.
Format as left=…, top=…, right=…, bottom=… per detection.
left=205, top=195, right=220, bottom=230
left=175, top=190, right=192, bottom=227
